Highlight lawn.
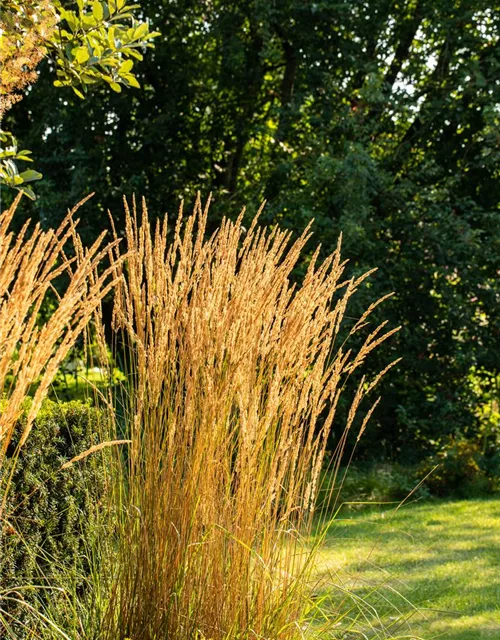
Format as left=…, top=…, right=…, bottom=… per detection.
left=314, top=499, right=500, bottom=639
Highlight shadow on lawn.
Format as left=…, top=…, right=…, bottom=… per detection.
left=314, top=499, right=500, bottom=639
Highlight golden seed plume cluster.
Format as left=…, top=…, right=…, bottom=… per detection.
left=0, top=195, right=121, bottom=516
left=98, top=195, right=398, bottom=640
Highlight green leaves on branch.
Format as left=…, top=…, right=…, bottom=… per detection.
left=0, top=1, right=158, bottom=200
left=49, top=0, right=160, bottom=98
left=0, top=131, right=42, bottom=200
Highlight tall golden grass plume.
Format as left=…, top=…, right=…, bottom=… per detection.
left=102, top=194, right=398, bottom=640
left=0, top=194, right=123, bottom=519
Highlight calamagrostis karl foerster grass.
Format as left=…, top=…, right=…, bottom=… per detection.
left=0, top=194, right=122, bottom=518
left=101, top=195, right=399, bottom=640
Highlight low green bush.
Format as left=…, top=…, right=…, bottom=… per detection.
left=418, top=436, right=500, bottom=497
left=0, top=399, right=108, bottom=636
left=316, top=463, right=430, bottom=514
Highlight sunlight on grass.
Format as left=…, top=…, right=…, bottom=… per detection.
left=49, top=366, right=124, bottom=403
left=315, top=499, right=500, bottom=639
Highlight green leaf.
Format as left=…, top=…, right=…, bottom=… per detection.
left=93, top=1, right=104, bottom=21
left=65, top=43, right=75, bottom=62
left=82, top=14, right=98, bottom=29
left=20, top=185, right=37, bottom=200
left=62, top=10, right=79, bottom=32
left=19, top=169, right=43, bottom=183
left=110, top=82, right=122, bottom=92
left=108, top=26, right=116, bottom=49
left=2, top=159, right=18, bottom=176
left=72, top=86, right=85, bottom=99
left=127, top=48, right=143, bottom=60
left=120, top=59, right=134, bottom=74
left=73, top=46, right=91, bottom=64
left=134, top=23, right=149, bottom=40
left=122, top=74, right=140, bottom=88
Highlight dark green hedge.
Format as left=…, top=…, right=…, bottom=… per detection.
left=0, top=399, right=108, bottom=636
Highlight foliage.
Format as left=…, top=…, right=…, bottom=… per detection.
left=9, top=0, right=499, bottom=462
left=416, top=372, right=500, bottom=496
left=0, top=399, right=108, bottom=638
left=0, top=0, right=57, bottom=119
left=0, top=192, right=397, bottom=639
left=49, top=0, right=160, bottom=97
left=0, top=0, right=158, bottom=198
left=0, top=192, right=123, bottom=637
left=419, top=436, right=500, bottom=497
left=0, top=193, right=125, bottom=638
left=317, top=463, right=430, bottom=513
left=0, top=1, right=55, bottom=198
left=0, top=131, right=42, bottom=200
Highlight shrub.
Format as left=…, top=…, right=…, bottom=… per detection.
left=316, top=463, right=429, bottom=514
left=0, top=398, right=108, bottom=636
left=419, top=436, right=498, bottom=497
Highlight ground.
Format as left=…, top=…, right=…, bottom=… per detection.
left=314, top=499, right=500, bottom=639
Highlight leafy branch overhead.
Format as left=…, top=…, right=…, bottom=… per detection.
left=50, top=0, right=160, bottom=97
left=0, top=0, right=159, bottom=198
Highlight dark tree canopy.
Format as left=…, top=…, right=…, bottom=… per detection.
left=7, top=0, right=500, bottom=460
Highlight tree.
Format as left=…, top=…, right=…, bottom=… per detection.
left=7, top=0, right=500, bottom=460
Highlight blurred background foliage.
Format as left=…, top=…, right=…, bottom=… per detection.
left=3, top=0, right=499, bottom=467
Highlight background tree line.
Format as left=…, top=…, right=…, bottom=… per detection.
left=4, top=0, right=500, bottom=462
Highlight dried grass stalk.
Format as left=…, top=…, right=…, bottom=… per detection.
left=60, top=440, right=131, bottom=470
left=0, top=194, right=122, bottom=514
left=101, top=195, right=397, bottom=640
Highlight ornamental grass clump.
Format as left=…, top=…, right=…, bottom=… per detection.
left=0, top=193, right=121, bottom=515
left=101, top=195, right=399, bottom=640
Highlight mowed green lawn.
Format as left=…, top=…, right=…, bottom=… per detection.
left=313, top=499, right=500, bottom=639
